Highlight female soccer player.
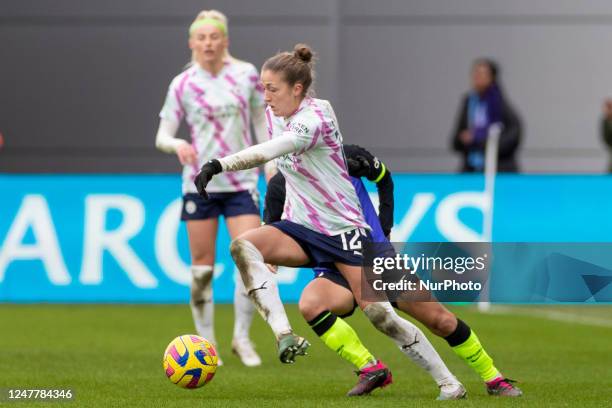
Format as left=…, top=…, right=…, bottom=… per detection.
left=265, top=145, right=522, bottom=397
left=195, top=44, right=466, bottom=399
left=155, top=10, right=273, bottom=366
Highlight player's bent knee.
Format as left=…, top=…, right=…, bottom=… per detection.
left=298, top=295, right=326, bottom=321
left=191, top=265, right=213, bottom=288
left=230, top=238, right=264, bottom=290
left=229, top=238, right=244, bottom=261
left=190, top=265, right=213, bottom=305
left=432, top=311, right=457, bottom=337
left=230, top=238, right=256, bottom=264
left=363, top=303, right=399, bottom=336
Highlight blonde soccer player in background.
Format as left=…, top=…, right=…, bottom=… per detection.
left=155, top=10, right=274, bottom=366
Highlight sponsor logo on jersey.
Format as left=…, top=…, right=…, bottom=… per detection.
left=288, top=122, right=309, bottom=135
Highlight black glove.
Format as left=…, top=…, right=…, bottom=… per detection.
left=194, top=159, right=222, bottom=199
left=346, top=155, right=370, bottom=178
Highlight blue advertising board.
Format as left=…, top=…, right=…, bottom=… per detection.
left=1, top=174, right=611, bottom=303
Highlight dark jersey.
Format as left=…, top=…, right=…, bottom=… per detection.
left=264, top=144, right=394, bottom=237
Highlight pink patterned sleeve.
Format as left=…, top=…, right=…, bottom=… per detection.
left=159, top=72, right=189, bottom=123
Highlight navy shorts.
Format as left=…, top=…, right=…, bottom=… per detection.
left=181, top=191, right=260, bottom=221
left=313, top=266, right=352, bottom=290
left=270, top=220, right=371, bottom=268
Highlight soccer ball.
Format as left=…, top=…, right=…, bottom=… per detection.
left=163, top=335, right=218, bottom=388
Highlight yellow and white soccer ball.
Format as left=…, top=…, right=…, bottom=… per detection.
left=163, top=335, right=218, bottom=388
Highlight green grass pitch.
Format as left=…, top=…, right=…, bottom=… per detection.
left=0, top=304, right=610, bottom=407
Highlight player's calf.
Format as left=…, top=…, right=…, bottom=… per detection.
left=362, top=302, right=466, bottom=398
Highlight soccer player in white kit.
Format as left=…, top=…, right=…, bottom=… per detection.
left=194, top=44, right=466, bottom=399
left=155, top=10, right=273, bottom=367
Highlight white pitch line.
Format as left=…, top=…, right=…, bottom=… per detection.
left=489, top=306, right=612, bottom=328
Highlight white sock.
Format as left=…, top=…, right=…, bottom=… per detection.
left=233, top=268, right=255, bottom=340
left=190, top=265, right=216, bottom=345
left=363, top=302, right=458, bottom=386
left=230, top=239, right=292, bottom=338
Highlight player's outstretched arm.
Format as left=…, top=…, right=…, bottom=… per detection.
left=194, top=135, right=297, bottom=198
left=219, top=135, right=296, bottom=171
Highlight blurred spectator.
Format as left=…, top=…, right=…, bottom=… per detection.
left=600, top=98, right=612, bottom=172
left=451, top=59, right=522, bottom=173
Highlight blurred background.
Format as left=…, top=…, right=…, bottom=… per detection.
left=3, top=0, right=612, bottom=174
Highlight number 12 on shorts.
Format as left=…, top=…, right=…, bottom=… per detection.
left=340, top=228, right=366, bottom=255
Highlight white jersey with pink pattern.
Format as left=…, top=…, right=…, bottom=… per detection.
left=266, top=98, right=370, bottom=236
left=160, top=60, right=265, bottom=193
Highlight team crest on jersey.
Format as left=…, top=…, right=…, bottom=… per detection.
left=185, top=200, right=197, bottom=214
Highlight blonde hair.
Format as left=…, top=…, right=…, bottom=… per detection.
left=188, top=9, right=241, bottom=66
